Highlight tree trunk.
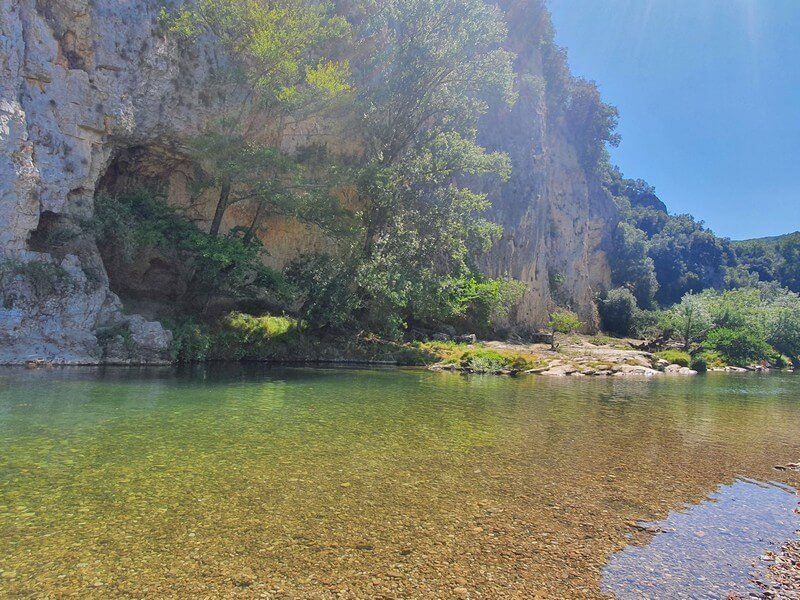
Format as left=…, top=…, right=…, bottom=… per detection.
left=244, top=202, right=264, bottom=245
left=209, top=180, right=232, bottom=238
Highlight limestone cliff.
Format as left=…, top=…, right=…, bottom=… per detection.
left=479, top=0, right=616, bottom=330
left=0, top=0, right=217, bottom=363
left=0, top=0, right=616, bottom=364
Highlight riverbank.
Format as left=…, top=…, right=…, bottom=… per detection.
left=750, top=464, right=800, bottom=600
left=753, top=538, right=800, bottom=599
left=425, top=336, right=793, bottom=378
left=14, top=331, right=795, bottom=377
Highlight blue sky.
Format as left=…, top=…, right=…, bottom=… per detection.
left=547, top=0, right=800, bottom=240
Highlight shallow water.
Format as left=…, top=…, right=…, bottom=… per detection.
left=0, top=366, right=798, bottom=598
left=603, top=478, right=798, bottom=599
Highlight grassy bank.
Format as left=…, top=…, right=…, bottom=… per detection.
left=165, top=312, right=549, bottom=373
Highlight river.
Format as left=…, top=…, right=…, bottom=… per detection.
left=1, top=366, right=798, bottom=598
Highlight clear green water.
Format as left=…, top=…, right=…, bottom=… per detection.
left=0, top=366, right=798, bottom=598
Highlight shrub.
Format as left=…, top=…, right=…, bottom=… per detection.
left=631, top=308, right=663, bottom=339
left=167, top=312, right=311, bottom=363
left=213, top=312, right=306, bottom=360
left=655, top=350, right=691, bottom=367
left=548, top=309, right=583, bottom=350
left=660, top=293, right=711, bottom=350
left=223, top=312, right=297, bottom=340
left=285, top=254, right=360, bottom=333
left=460, top=349, right=507, bottom=373
left=458, top=348, right=534, bottom=373
left=689, top=354, right=708, bottom=373
left=693, top=350, right=726, bottom=371
left=0, top=259, right=75, bottom=298
left=704, top=327, right=771, bottom=367
left=450, top=277, right=527, bottom=336
left=598, top=287, right=638, bottom=336
left=166, top=318, right=213, bottom=363
left=768, top=351, right=788, bottom=369
left=765, top=292, right=800, bottom=367
left=393, top=346, right=438, bottom=366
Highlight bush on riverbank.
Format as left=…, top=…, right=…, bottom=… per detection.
left=655, top=350, right=691, bottom=367
left=167, top=313, right=311, bottom=363
left=703, top=327, right=771, bottom=367
left=167, top=312, right=453, bottom=365
left=166, top=314, right=549, bottom=373
left=453, top=348, right=541, bottom=373
left=598, top=287, right=638, bottom=336
left=637, top=286, right=800, bottom=369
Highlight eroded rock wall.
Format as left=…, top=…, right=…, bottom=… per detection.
left=479, top=0, right=616, bottom=330
left=0, top=0, right=219, bottom=363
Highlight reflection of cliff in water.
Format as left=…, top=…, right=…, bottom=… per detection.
left=602, top=478, right=799, bottom=599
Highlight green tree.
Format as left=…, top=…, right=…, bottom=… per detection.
left=563, top=78, right=620, bottom=171
left=704, top=327, right=771, bottom=367
left=701, top=288, right=763, bottom=333
left=606, top=168, right=739, bottom=307
left=163, top=0, right=351, bottom=237
left=416, top=276, right=526, bottom=337
left=660, top=292, right=712, bottom=350
left=648, top=215, right=733, bottom=306
left=340, top=0, right=519, bottom=334
left=598, top=287, right=638, bottom=337
left=733, top=241, right=777, bottom=284
left=776, top=236, right=800, bottom=292
left=548, top=309, right=583, bottom=350
left=765, top=291, right=800, bottom=367
left=285, top=253, right=360, bottom=332
left=609, top=223, right=658, bottom=307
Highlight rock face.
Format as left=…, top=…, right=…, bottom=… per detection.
left=478, top=0, right=616, bottom=330
left=0, top=0, right=210, bottom=363
left=0, top=0, right=617, bottom=363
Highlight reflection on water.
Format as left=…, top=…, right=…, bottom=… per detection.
left=0, top=366, right=799, bottom=598
left=602, top=478, right=799, bottom=599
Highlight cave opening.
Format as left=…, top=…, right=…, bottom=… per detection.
left=27, top=210, right=67, bottom=255
left=93, top=145, right=197, bottom=318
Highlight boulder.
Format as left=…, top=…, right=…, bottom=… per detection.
left=613, top=364, right=661, bottom=377
left=664, top=364, right=697, bottom=376
left=454, top=334, right=477, bottom=344
left=539, top=364, right=578, bottom=377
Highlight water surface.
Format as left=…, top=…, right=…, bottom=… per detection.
left=603, top=478, right=798, bottom=599
left=1, top=367, right=798, bottom=598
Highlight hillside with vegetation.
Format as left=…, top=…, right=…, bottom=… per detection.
left=596, top=169, right=800, bottom=368
left=0, top=0, right=798, bottom=371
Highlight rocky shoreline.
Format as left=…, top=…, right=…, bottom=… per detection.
left=12, top=334, right=796, bottom=377
left=428, top=338, right=792, bottom=378
left=749, top=467, right=800, bottom=600
left=753, top=539, right=800, bottom=599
